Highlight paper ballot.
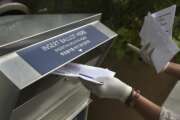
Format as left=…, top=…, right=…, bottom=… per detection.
left=140, top=5, right=176, bottom=45
left=140, top=5, right=179, bottom=73
left=53, top=63, right=116, bottom=84
left=152, top=5, right=176, bottom=37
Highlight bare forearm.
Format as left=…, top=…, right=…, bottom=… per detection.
left=133, top=95, right=161, bottom=120
left=164, top=62, right=180, bottom=78
left=128, top=90, right=161, bottom=120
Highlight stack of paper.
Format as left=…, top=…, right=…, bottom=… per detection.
left=53, top=63, right=116, bottom=84
left=139, top=5, right=179, bottom=73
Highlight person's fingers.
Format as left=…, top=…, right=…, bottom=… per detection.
left=141, top=42, right=151, bottom=52
left=147, top=47, right=155, bottom=64
left=94, top=77, right=106, bottom=83
left=140, top=42, right=155, bottom=64
left=141, top=51, right=149, bottom=63
left=81, top=80, right=104, bottom=97
left=149, top=47, right=154, bottom=55
left=146, top=45, right=154, bottom=55
left=80, top=79, right=102, bottom=91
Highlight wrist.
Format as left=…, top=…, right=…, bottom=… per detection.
left=125, top=89, right=141, bottom=107
left=118, top=83, right=133, bottom=103
left=161, top=62, right=170, bottom=73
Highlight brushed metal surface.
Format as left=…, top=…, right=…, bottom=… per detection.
left=0, top=71, right=19, bottom=120
left=0, top=52, right=41, bottom=89
left=11, top=79, right=90, bottom=120
left=0, top=14, right=101, bottom=55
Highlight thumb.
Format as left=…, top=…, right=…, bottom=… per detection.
left=80, top=78, right=102, bottom=90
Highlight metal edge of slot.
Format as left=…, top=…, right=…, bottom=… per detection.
left=0, top=13, right=102, bottom=55
left=95, top=39, right=116, bottom=67
left=91, top=22, right=118, bottom=66
left=10, top=79, right=90, bottom=120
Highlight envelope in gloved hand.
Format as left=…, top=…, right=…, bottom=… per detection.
left=53, top=63, right=116, bottom=85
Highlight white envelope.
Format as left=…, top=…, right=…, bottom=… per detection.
left=140, top=5, right=176, bottom=45
left=139, top=5, right=179, bottom=73
left=53, top=63, right=116, bottom=84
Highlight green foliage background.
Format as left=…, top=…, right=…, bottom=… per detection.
left=25, top=0, right=180, bottom=61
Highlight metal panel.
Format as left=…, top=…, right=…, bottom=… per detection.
left=0, top=14, right=102, bottom=55
left=0, top=52, right=41, bottom=89
left=10, top=79, right=90, bottom=120
left=0, top=14, right=117, bottom=120
left=0, top=71, right=19, bottom=120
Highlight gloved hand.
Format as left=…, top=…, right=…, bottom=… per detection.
left=81, top=76, right=132, bottom=103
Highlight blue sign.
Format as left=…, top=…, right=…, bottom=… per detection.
left=17, top=25, right=109, bottom=75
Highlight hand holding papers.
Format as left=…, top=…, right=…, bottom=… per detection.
left=53, top=63, right=116, bottom=85
left=139, top=5, right=179, bottom=73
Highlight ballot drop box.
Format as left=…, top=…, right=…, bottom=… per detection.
left=0, top=14, right=117, bottom=120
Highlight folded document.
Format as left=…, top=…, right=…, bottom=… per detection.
left=53, top=63, right=116, bottom=84
left=139, top=5, right=179, bottom=73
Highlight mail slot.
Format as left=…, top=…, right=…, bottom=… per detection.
left=0, top=14, right=117, bottom=120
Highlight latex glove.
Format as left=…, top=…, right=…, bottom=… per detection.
left=81, top=77, right=132, bottom=103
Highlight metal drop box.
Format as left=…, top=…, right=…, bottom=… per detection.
left=0, top=14, right=117, bottom=120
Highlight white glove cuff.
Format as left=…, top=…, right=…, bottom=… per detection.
left=118, top=82, right=133, bottom=103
